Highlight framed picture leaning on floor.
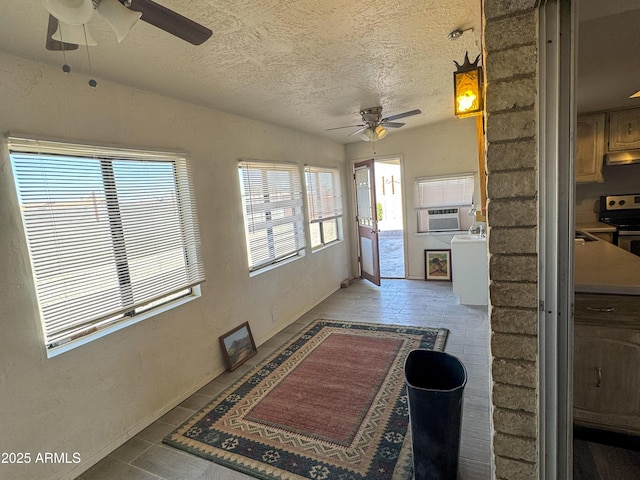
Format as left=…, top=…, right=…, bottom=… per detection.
left=424, top=249, right=452, bottom=281
left=219, top=322, right=257, bottom=371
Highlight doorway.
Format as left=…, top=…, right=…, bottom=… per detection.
left=375, top=158, right=406, bottom=278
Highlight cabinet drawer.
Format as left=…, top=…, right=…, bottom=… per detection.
left=575, top=293, right=640, bottom=327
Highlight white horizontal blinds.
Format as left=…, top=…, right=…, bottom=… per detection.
left=8, top=136, right=205, bottom=348
left=239, top=160, right=306, bottom=271
left=417, top=174, right=474, bottom=207
left=305, top=165, right=343, bottom=222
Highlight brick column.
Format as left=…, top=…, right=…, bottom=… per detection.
left=483, top=1, right=539, bottom=478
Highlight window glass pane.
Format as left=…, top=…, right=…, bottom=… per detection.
left=11, top=154, right=123, bottom=340
left=9, top=137, right=205, bottom=351
left=416, top=175, right=474, bottom=208
left=355, top=167, right=373, bottom=227
left=310, top=222, right=321, bottom=248
left=305, top=166, right=343, bottom=249
left=239, top=161, right=306, bottom=271
left=323, top=219, right=338, bottom=244
left=112, top=160, right=189, bottom=305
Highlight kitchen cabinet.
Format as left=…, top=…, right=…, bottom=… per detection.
left=574, top=293, right=640, bottom=435
left=576, top=113, right=605, bottom=183
left=608, top=108, right=640, bottom=151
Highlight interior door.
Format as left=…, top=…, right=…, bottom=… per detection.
left=354, top=159, right=380, bottom=286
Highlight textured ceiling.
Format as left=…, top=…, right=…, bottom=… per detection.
left=0, top=0, right=481, bottom=143
left=0, top=1, right=638, bottom=144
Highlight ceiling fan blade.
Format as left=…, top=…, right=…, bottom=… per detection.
left=325, top=124, right=365, bottom=131
left=46, top=15, right=79, bottom=51
left=123, top=0, right=213, bottom=45
left=383, top=109, right=422, bottom=122
left=349, top=127, right=367, bottom=137
left=383, top=122, right=405, bottom=128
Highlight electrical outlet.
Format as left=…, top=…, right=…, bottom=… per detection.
left=271, top=311, right=277, bottom=323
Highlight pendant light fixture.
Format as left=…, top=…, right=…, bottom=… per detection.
left=453, top=52, right=483, bottom=118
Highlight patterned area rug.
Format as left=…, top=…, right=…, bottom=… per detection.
left=164, top=319, right=448, bottom=480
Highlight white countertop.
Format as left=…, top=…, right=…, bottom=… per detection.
left=574, top=234, right=640, bottom=295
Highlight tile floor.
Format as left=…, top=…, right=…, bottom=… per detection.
left=78, top=279, right=493, bottom=480
left=379, top=231, right=405, bottom=278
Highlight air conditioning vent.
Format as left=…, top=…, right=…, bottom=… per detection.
left=418, top=207, right=460, bottom=232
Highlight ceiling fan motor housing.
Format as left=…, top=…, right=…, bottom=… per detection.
left=360, top=106, right=383, bottom=127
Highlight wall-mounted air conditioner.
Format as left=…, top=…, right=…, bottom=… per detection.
left=417, top=207, right=461, bottom=232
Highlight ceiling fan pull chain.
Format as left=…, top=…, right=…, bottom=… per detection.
left=58, top=25, right=71, bottom=73
left=83, top=24, right=98, bottom=88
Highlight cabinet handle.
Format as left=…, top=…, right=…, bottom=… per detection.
left=629, top=123, right=633, bottom=135
left=586, top=306, right=615, bottom=313
left=596, top=367, right=602, bottom=388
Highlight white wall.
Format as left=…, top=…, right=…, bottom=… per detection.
left=345, top=118, right=479, bottom=279
left=0, top=52, right=350, bottom=480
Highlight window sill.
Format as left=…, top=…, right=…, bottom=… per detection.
left=311, top=239, right=343, bottom=253
left=45, top=286, right=202, bottom=358
left=416, top=230, right=469, bottom=236
left=249, top=253, right=304, bottom=277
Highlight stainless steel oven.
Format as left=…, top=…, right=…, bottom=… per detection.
left=599, top=194, right=640, bottom=257
left=617, top=231, right=640, bottom=256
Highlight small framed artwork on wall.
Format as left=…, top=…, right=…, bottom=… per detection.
left=219, top=322, right=257, bottom=371
left=424, top=249, right=452, bottom=281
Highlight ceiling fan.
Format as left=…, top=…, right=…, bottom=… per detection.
left=326, top=106, right=422, bottom=141
left=43, top=0, right=213, bottom=51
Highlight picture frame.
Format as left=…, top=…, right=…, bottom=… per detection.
left=219, top=322, right=257, bottom=371
left=424, top=249, right=452, bottom=282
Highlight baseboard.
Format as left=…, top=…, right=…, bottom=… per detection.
left=60, top=367, right=225, bottom=480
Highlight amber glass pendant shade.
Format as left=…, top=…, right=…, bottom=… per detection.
left=453, top=53, right=483, bottom=118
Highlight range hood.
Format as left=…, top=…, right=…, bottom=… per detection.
left=605, top=149, right=640, bottom=166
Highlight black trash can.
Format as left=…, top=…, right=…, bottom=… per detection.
left=404, top=349, right=467, bottom=480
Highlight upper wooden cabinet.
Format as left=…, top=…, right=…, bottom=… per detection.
left=608, top=108, right=640, bottom=151
left=576, top=113, right=605, bottom=183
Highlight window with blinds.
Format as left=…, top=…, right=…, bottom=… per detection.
left=416, top=174, right=474, bottom=208
left=238, top=160, right=306, bottom=272
left=415, top=174, right=475, bottom=232
left=8, top=136, right=205, bottom=356
left=304, top=165, right=343, bottom=249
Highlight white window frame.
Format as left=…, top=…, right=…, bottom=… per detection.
left=238, top=160, right=306, bottom=273
left=304, top=165, right=343, bottom=250
left=8, top=135, right=205, bottom=357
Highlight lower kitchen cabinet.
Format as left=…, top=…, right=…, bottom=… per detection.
left=574, top=293, right=640, bottom=435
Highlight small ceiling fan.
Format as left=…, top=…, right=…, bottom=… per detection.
left=43, top=0, right=213, bottom=51
left=326, top=106, right=422, bottom=141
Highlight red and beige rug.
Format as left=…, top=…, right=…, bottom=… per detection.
left=164, top=319, right=448, bottom=480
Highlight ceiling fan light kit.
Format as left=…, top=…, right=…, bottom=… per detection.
left=42, top=0, right=213, bottom=51
left=97, top=0, right=141, bottom=43
left=327, top=106, right=421, bottom=142
left=52, top=22, right=98, bottom=46
left=360, top=125, right=388, bottom=142
left=42, top=0, right=94, bottom=25
left=453, top=51, right=483, bottom=118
